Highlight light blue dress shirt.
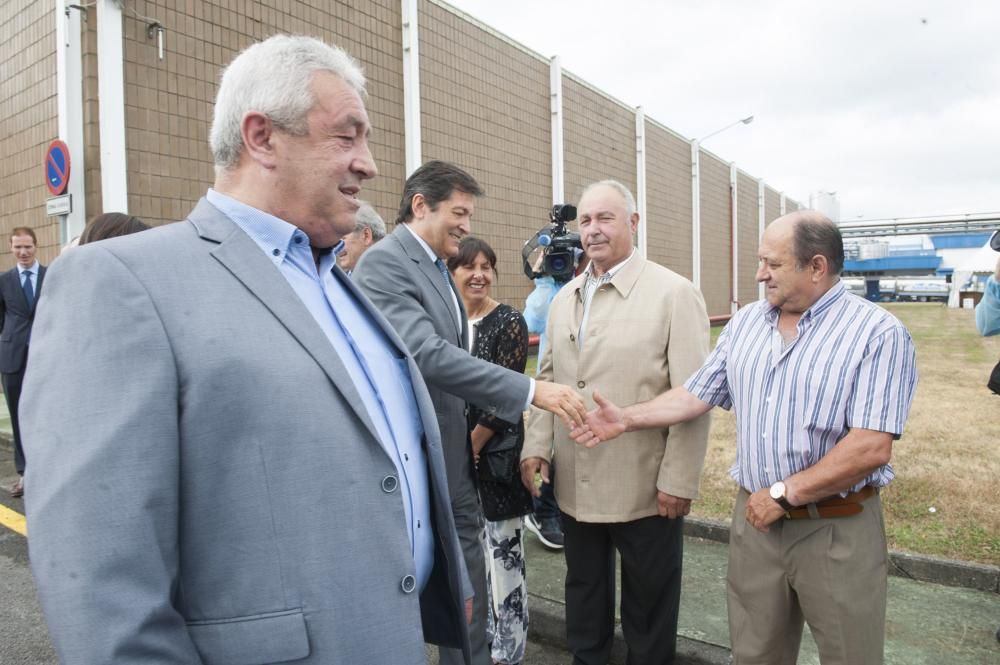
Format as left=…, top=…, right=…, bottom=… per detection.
left=207, top=190, right=433, bottom=590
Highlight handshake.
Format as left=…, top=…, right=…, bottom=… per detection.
left=566, top=390, right=629, bottom=447
left=532, top=386, right=631, bottom=449
left=564, top=386, right=708, bottom=447
left=521, top=388, right=703, bottom=520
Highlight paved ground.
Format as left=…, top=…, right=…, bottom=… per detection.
left=2, top=419, right=998, bottom=663
left=0, top=446, right=57, bottom=664
left=520, top=528, right=1000, bottom=664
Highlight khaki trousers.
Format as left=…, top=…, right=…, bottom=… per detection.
left=727, top=489, right=888, bottom=665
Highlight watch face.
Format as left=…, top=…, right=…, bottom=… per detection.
left=769, top=482, right=785, bottom=500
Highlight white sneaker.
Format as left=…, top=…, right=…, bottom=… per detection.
left=526, top=514, right=564, bottom=550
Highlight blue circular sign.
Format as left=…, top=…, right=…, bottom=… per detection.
left=45, top=140, right=71, bottom=196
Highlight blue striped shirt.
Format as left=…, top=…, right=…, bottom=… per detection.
left=685, top=281, right=918, bottom=494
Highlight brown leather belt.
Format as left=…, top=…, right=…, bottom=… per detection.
left=783, top=485, right=876, bottom=520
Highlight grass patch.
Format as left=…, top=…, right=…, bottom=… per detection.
left=689, top=303, right=1000, bottom=566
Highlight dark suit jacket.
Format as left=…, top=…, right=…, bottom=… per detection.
left=0, top=264, right=46, bottom=374
left=353, top=225, right=530, bottom=503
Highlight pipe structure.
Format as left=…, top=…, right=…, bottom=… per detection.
left=402, top=0, right=422, bottom=176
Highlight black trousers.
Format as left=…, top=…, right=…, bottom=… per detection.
left=2, top=369, right=25, bottom=474
left=532, top=461, right=560, bottom=519
left=562, top=511, right=684, bottom=665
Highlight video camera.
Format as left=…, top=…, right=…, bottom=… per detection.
left=522, top=204, right=582, bottom=282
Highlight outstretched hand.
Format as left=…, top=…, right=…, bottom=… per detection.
left=569, top=390, right=627, bottom=447
left=532, top=380, right=588, bottom=429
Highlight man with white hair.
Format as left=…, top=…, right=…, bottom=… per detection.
left=520, top=179, right=711, bottom=664
left=24, top=34, right=472, bottom=664
left=338, top=201, right=386, bottom=274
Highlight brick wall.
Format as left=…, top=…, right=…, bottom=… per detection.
left=698, top=151, right=731, bottom=316
left=419, top=0, right=551, bottom=305
left=737, top=171, right=759, bottom=306
left=562, top=75, right=636, bottom=207
left=645, top=122, right=693, bottom=279
left=121, top=0, right=405, bottom=228
left=0, top=2, right=60, bottom=267
left=765, top=186, right=782, bottom=227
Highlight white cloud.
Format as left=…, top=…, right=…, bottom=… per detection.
left=446, top=0, right=1000, bottom=220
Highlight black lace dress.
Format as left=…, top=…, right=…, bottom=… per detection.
left=469, top=303, right=535, bottom=521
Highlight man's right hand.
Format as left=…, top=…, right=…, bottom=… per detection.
left=532, top=380, right=588, bottom=429
left=569, top=390, right=627, bottom=447
left=519, top=457, right=550, bottom=498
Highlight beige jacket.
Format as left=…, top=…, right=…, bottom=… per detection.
left=522, top=255, right=711, bottom=522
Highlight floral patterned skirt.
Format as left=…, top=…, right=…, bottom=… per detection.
left=481, top=517, right=528, bottom=664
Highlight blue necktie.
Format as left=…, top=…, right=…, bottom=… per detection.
left=22, top=271, right=34, bottom=309
left=434, top=258, right=451, bottom=289
left=434, top=258, right=461, bottom=328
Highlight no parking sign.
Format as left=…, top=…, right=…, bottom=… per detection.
left=45, top=140, right=71, bottom=196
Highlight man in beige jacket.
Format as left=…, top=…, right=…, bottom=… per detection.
left=521, top=180, right=711, bottom=665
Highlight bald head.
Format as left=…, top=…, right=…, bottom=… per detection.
left=768, top=210, right=844, bottom=276
left=757, top=210, right=843, bottom=312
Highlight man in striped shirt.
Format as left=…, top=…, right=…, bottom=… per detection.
left=571, top=210, right=917, bottom=665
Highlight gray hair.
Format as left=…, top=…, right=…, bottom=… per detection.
left=580, top=179, right=637, bottom=217
left=354, top=202, right=386, bottom=241
left=210, top=34, right=366, bottom=170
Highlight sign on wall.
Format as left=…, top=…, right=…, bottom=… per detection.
left=45, top=139, right=71, bottom=196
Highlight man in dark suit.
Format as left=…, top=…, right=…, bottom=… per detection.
left=353, top=160, right=587, bottom=665
left=1, top=226, right=45, bottom=498
left=23, top=35, right=472, bottom=664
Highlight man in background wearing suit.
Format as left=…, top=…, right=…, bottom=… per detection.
left=1, top=226, right=45, bottom=498
left=353, top=160, right=587, bottom=665
left=337, top=200, right=386, bottom=275
left=23, top=35, right=471, bottom=664
left=520, top=180, right=711, bottom=665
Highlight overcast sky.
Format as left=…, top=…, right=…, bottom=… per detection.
left=446, top=0, right=999, bottom=221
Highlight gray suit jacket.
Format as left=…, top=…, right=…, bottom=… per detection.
left=22, top=199, right=470, bottom=665
left=353, top=225, right=530, bottom=502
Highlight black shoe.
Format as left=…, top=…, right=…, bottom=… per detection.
left=526, top=514, right=564, bottom=550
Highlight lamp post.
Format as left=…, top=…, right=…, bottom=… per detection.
left=698, top=114, right=754, bottom=143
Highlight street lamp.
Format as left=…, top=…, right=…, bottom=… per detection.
left=698, top=114, right=754, bottom=143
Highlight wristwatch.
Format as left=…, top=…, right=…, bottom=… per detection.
left=769, top=480, right=792, bottom=509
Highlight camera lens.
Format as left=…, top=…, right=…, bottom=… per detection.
left=547, top=254, right=568, bottom=273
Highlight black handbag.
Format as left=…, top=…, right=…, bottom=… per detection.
left=989, top=359, right=1000, bottom=395
left=478, top=429, right=522, bottom=483
left=476, top=426, right=534, bottom=521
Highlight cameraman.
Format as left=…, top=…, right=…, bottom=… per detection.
left=976, top=240, right=1000, bottom=397
left=975, top=254, right=1000, bottom=337
left=523, top=254, right=581, bottom=550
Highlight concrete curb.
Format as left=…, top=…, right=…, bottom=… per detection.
left=528, top=593, right=731, bottom=665
left=685, top=516, right=1000, bottom=593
